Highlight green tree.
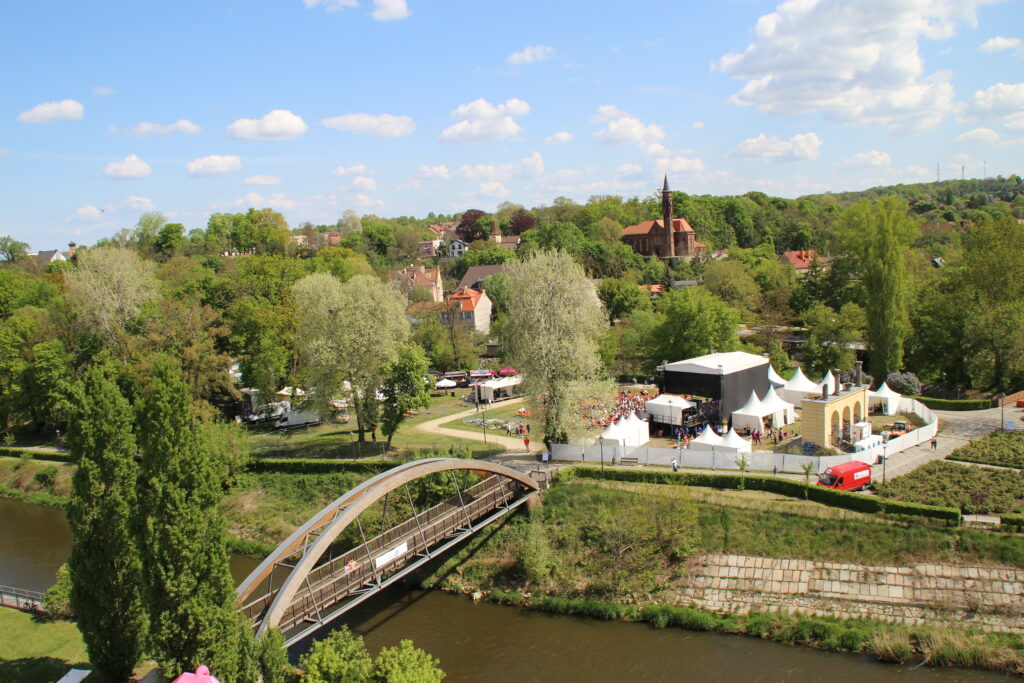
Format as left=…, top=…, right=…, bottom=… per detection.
left=373, top=640, right=445, bottom=683
left=0, top=235, right=29, bottom=263
left=298, top=625, right=374, bottom=683
left=642, top=288, right=741, bottom=370
left=27, top=339, right=74, bottom=434
left=154, top=222, right=186, bottom=258
left=701, top=260, right=761, bottom=316
left=841, top=198, right=916, bottom=377
left=380, top=343, right=432, bottom=449
left=597, top=278, right=651, bottom=323
left=801, top=302, right=866, bottom=376
left=504, top=250, right=609, bottom=445
left=137, top=357, right=255, bottom=681
left=0, top=308, right=37, bottom=430
left=67, top=359, right=146, bottom=681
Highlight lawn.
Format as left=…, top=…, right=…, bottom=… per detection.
left=0, top=608, right=89, bottom=683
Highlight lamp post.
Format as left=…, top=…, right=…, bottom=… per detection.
left=599, top=436, right=605, bottom=475
left=482, top=396, right=488, bottom=446
left=997, top=393, right=1006, bottom=432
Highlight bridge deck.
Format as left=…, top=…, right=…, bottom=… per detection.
left=241, top=474, right=531, bottom=639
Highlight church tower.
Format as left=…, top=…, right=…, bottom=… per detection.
left=661, top=175, right=675, bottom=258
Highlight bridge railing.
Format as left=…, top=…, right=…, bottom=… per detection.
left=243, top=474, right=526, bottom=632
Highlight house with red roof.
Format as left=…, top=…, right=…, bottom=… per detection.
left=390, top=265, right=443, bottom=303
left=621, top=177, right=705, bottom=259
left=441, top=287, right=492, bottom=334
left=779, top=249, right=833, bottom=276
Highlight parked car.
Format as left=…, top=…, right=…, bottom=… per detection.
left=272, top=409, right=323, bottom=430
left=816, top=461, right=871, bottom=491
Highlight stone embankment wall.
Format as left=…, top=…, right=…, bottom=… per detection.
left=671, top=553, right=1024, bottom=633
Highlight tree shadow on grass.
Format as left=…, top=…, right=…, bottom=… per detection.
left=0, top=656, right=82, bottom=683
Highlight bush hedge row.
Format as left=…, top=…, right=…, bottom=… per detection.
left=908, top=396, right=993, bottom=411
left=246, top=458, right=403, bottom=475
left=1003, top=514, right=1024, bottom=531
left=557, top=466, right=961, bottom=524
left=0, top=447, right=74, bottom=463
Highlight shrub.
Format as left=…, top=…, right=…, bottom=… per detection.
left=885, top=371, right=921, bottom=396
left=42, top=563, right=74, bottom=619
left=875, top=460, right=1024, bottom=515
left=34, top=465, right=58, bottom=488
left=1000, top=514, right=1024, bottom=532
left=0, top=447, right=74, bottom=464
left=909, top=396, right=992, bottom=411
left=247, top=459, right=402, bottom=475
left=947, top=431, right=1024, bottom=469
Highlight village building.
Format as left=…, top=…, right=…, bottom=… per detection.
left=457, top=264, right=506, bottom=291
left=441, top=287, right=492, bottom=334
left=27, top=242, right=77, bottom=266
left=391, top=265, right=443, bottom=303
left=447, top=239, right=468, bottom=260
left=621, top=176, right=706, bottom=259
left=489, top=220, right=520, bottom=252
left=417, top=239, right=442, bottom=259
left=779, top=249, right=833, bottom=276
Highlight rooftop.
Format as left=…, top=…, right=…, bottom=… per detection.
left=664, top=351, right=769, bottom=375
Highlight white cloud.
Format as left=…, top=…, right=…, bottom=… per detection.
left=479, top=181, right=509, bottom=197
left=73, top=205, right=102, bottom=220
left=321, top=112, right=415, bottom=137
left=715, top=0, right=987, bottom=134
left=303, top=0, right=358, bottom=11
left=729, top=132, right=822, bottom=163
left=840, top=150, right=892, bottom=168
left=228, top=109, right=308, bottom=141
left=354, top=193, right=384, bottom=207
left=186, top=154, right=242, bottom=176
left=691, top=121, right=704, bottom=130
left=103, top=154, right=152, bottom=179
left=418, top=164, right=449, bottom=179
left=591, top=105, right=664, bottom=145
left=518, top=151, right=544, bottom=178
left=18, top=99, right=84, bottom=124
left=439, top=98, right=530, bottom=143
left=979, top=36, right=1023, bottom=55
left=507, top=45, right=555, bottom=65
left=960, top=82, right=1024, bottom=128
left=131, top=119, right=201, bottom=136
left=0, top=149, right=9, bottom=158
left=93, top=86, right=115, bottom=96
left=371, top=0, right=409, bottom=21
left=244, top=175, right=282, bottom=186
left=642, top=142, right=672, bottom=157
left=123, top=196, right=154, bottom=211
left=653, top=156, right=705, bottom=175
left=452, top=152, right=544, bottom=181
left=617, top=163, right=643, bottom=176
left=352, top=176, right=377, bottom=191
left=238, top=191, right=296, bottom=210
left=954, top=127, right=1000, bottom=144
left=545, top=131, right=573, bottom=144
left=333, top=163, right=371, bottom=176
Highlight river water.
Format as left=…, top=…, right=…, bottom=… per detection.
left=0, top=497, right=1005, bottom=682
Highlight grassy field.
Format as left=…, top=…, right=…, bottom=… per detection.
left=0, top=608, right=89, bottom=683
left=0, top=457, right=74, bottom=506
left=875, top=460, right=1024, bottom=515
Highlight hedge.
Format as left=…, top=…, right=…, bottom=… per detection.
left=0, top=447, right=74, bottom=463
left=557, top=466, right=962, bottom=524
left=908, top=396, right=993, bottom=411
left=1003, top=514, right=1024, bottom=532
left=246, top=458, right=403, bottom=475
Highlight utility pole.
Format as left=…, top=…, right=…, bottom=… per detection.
left=936, top=162, right=940, bottom=183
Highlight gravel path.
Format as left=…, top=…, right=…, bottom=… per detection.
left=414, top=397, right=542, bottom=455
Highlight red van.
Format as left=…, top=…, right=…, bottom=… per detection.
left=817, top=461, right=871, bottom=491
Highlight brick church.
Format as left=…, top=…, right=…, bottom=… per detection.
left=621, top=176, right=705, bottom=259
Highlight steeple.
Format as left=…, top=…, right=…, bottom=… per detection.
left=661, top=175, right=675, bottom=258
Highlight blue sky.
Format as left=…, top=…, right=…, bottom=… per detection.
left=2, top=0, right=1023, bottom=249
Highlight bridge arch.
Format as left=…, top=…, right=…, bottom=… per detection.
left=236, top=458, right=539, bottom=640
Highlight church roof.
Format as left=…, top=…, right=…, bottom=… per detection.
left=622, top=217, right=696, bottom=236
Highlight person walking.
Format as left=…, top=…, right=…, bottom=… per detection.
left=671, top=458, right=678, bottom=472
left=931, top=437, right=937, bottom=450
left=524, top=436, right=530, bottom=452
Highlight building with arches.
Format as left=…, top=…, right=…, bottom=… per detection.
left=800, top=384, right=869, bottom=450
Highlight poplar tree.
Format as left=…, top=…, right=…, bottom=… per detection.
left=67, top=359, right=146, bottom=681
left=137, top=356, right=254, bottom=681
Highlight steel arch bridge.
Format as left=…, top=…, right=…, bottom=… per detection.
left=236, top=458, right=540, bottom=646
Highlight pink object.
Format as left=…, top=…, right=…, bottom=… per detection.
left=499, top=367, right=517, bottom=376
left=172, top=666, right=221, bottom=683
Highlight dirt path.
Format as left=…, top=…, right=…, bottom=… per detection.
left=414, top=398, right=542, bottom=455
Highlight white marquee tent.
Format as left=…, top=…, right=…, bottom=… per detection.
left=760, top=385, right=796, bottom=426
left=731, top=390, right=768, bottom=433
left=779, top=367, right=821, bottom=405
left=868, top=382, right=902, bottom=416
left=624, top=410, right=650, bottom=447
left=597, top=411, right=649, bottom=448
left=688, top=424, right=724, bottom=450
left=720, top=427, right=752, bottom=453
left=768, top=365, right=786, bottom=388
left=644, top=394, right=694, bottom=425
left=818, top=370, right=837, bottom=396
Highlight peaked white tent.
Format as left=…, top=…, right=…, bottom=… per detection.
left=768, top=365, right=786, bottom=388
left=644, top=394, right=694, bottom=426
left=818, top=370, right=837, bottom=396
left=760, top=385, right=796, bottom=426
left=599, top=418, right=625, bottom=444
left=780, top=367, right=821, bottom=405
left=868, top=382, right=902, bottom=416
left=624, top=410, right=650, bottom=447
left=731, top=390, right=768, bottom=433
left=721, top=427, right=752, bottom=453
left=688, top=425, right=724, bottom=450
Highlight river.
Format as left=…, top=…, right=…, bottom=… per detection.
left=0, top=497, right=1005, bottom=682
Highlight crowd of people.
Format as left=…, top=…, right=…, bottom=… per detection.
left=587, top=389, right=651, bottom=427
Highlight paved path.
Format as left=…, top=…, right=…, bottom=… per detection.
left=415, top=398, right=542, bottom=455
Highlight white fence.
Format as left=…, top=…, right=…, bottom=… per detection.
left=550, top=397, right=940, bottom=474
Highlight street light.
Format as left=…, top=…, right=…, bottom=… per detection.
left=997, top=393, right=1006, bottom=432
left=599, top=436, right=605, bottom=475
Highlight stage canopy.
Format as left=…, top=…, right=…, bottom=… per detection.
left=645, top=394, right=694, bottom=425
left=868, top=382, right=901, bottom=416
left=662, top=351, right=770, bottom=418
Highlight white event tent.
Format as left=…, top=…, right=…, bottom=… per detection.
left=644, top=394, right=694, bottom=426
left=868, top=382, right=902, bottom=416
left=688, top=425, right=724, bottom=450
left=818, top=370, right=837, bottom=396
left=779, top=367, right=821, bottom=405
left=768, top=365, right=786, bottom=388
left=720, top=427, right=752, bottom=453
left=731, top=390, right=768, bottom=433
left=598, top=411, right=649, bottom=448
left=760, top=385, right=796, bottom=426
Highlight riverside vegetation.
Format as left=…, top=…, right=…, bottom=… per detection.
left=422, top=480, right=1024, bottom=674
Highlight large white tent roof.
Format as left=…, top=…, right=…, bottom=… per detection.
left=818, top=370, right=837, bottom=394
left=733, top=390, right=765, bottom=416
left=768, top=365, right=786, bottom=387
left=721, top=427, right=752, bottom=453
left=664, top=351, right=769, bottom=375
left=691, top=425, right=723, bottom=445
left=760, top=385, right=794, bottom=414
left=783, top=367, right=820, bottom=395
left=869, top=382, right=901, bottom=399
left=645, top=394, right=694, bottom=410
